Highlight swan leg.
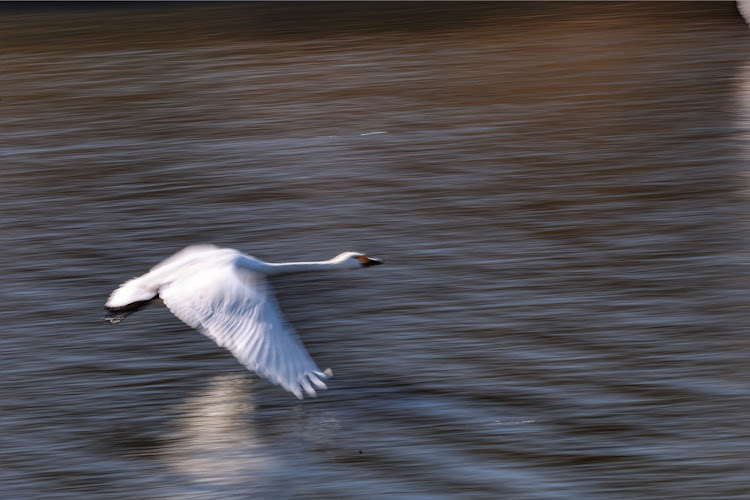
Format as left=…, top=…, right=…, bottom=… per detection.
left=103, top=299, right=154, bottom=324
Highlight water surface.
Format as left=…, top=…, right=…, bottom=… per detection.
left=1, top=3, right=750, bottom=498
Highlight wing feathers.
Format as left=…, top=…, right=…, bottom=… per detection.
left=159, top=259, right=328, bottom=399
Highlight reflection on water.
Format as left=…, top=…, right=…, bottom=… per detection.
left=1, top=3, right=750, bottom=499
left=159, top=375, right=276, bottom=490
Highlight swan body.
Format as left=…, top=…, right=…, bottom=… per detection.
left=104, top=245, right=382, bottom=399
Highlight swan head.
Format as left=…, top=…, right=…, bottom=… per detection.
left=332, top=252, right=383, bottom=269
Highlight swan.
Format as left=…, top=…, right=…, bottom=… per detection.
left=104, top=245, right=382, bottom=399
left=740, top=0, right=750, bottom=26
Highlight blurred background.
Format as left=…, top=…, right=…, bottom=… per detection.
left=1, top=2, right=749, bottom=498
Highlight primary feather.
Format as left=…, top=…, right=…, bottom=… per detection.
left=104, top=245, right=382, bottom=399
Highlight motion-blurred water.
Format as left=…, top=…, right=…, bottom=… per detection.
left=2, top=3, right=750, bottom=498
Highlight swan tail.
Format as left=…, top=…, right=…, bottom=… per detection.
left=104, top=275, right=159, bottom=323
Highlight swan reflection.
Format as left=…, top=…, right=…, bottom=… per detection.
left=158, top=374, right=277, bottom=487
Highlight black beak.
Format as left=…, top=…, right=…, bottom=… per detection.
left=363, top=257, right=383, bottom=267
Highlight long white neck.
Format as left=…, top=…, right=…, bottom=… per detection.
left=236, top=252, right=362, bottom=276
left=235, top=255, right=356, bottom=277
left=263, top=259, right=347, bottom=276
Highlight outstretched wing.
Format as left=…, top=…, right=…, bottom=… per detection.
left=158, top=258, right=329, bottom=399
left=106, top=245, right=225, bottom=310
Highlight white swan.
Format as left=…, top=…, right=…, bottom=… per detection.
left=104, top=245, right=382, bottom=399
left=740, top=0, right=750, bottom=26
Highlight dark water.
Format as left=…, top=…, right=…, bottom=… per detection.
left=2, top=3, right=750, bottom=498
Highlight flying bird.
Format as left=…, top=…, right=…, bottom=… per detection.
left=104, top=245, right=382, bottom=399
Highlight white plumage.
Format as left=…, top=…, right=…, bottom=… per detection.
left=104, top=245, right=382, bottom=399
left=740, top=0, right=750, bottom=26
